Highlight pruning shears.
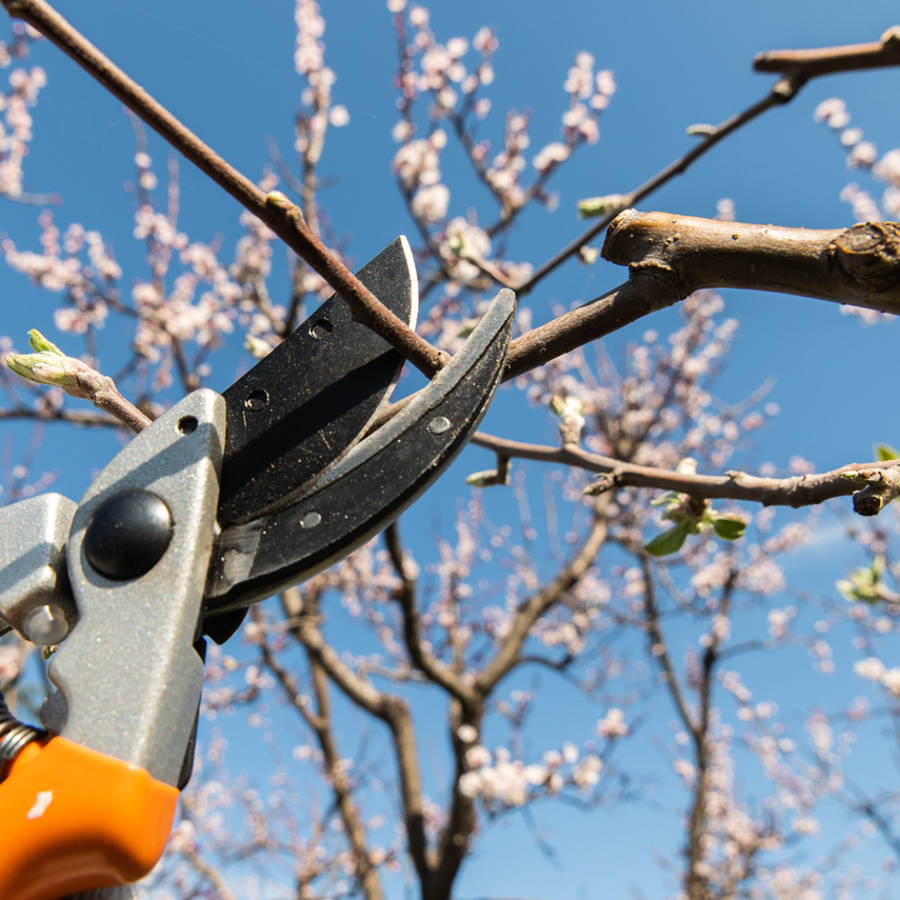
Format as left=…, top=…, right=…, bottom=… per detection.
left=0, top=237, right=515, bottom=900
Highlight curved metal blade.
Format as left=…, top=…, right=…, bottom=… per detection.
left=217, top=236, right=418, bottom=525
left=205, top=289, right=516, bottom=616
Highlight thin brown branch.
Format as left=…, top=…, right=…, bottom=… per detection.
left=256, top=605, right=383, bottom=900
left=639, top=558, right=696, bottom=738
left=475, top=510, right=609, bottom=693
left=181, top=849, right=237, bottom=900
left=281, top=587, right=432, bottom=886
left=384, top=523, right=480, bottom=710
left=457, top=251, right=517, bottom=290
left=281, top=587, right=386, bottom=717
left=515, top=75, right=803, bottom=296
left=2, top=0, right=445, bottom=378
left=0, top=406, right=121, bottom=427
left=473, top=431, right=900, bottom=515
left=754, top=25, right=900, bottom=77
left=89, top=388, right=152, bottom=432
left=685, top=574, right=736, bottom=900
left=504, top=272, right=682, bottom=380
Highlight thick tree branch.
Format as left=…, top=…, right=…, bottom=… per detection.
left=604, top=211, right=900, bottom=314
left=472, top=432, right=900, bottom=516
left=505, top=211, right=900, bottom=381
left=281, top=587, right=386, bottom=717
left=504, top=272, right=681, bottom=379
left=2, top=0, right=445, bottom=377
left=755, top=26, right=900, bottom=78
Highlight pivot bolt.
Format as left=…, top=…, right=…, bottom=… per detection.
left=21, top=602, right=70, bottom=645
left=84, top=489, right=173, bottom=580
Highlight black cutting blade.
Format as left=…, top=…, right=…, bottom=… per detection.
left=204, top=289, right=516, bottom=617
left=217, top=237, right=418, bottom=526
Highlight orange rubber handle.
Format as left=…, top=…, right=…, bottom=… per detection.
left=0, top=736, right=178, bottom=900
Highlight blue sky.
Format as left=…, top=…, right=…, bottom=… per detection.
left=3, top=1, right=900, bottom=897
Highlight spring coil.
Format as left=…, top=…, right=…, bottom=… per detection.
left=0, top=690, right=44, bottom=764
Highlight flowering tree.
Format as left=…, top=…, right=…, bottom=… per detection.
left=1, top=1, right=900, bottom=898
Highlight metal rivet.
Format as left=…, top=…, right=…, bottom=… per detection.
left=21, top=603, right=69, bottom=646
left=427, top=416, right=451, bottom=435
left=309, top=319, right=332, bottom=340
left=245, top=389, right=269, bottom=411
left=178, top=415, right=198, bottom=434
left=300, top=511, right=322, bottom=529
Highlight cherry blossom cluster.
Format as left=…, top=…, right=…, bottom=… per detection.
left=1, top=149, right=293, bottom=400
left=388, top=1, right=613, bottom=300
left=456, top=719, right=623, bottom=808
left=3, top=211, right=117, bottom=339
left=0, top=24, right=46, bottom=199
left=814, top=98, right=900, bottom=251
left=293, top=0, right=349, bottom=162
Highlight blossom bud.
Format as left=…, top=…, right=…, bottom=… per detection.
left=577, top=193, right=628, bottom=219
left=4, top=329, right=113, bottom=399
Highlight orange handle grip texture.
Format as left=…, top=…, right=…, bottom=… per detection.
left=0, top=736, right=178, bottom=900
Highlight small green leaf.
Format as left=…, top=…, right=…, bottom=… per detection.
left=644, top=522, right=690, bottom=557
left=836, top=555, right=885, bottom=603
left=837, top=578, right=878, bottom=604
left=874, top=443, right=899, bottom=461
left=712, top=515, right=746, bottom=541
left=27, top=329, right=63, bottom=355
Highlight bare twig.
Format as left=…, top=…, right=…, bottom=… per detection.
left=0, top=406, right=122, bottom=428
left=640, top=558, right=696, bottom=737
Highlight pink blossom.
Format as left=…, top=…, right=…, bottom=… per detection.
left=596, top=707, right=628, bottom=738
left=853, top=657, right=885, bottom=681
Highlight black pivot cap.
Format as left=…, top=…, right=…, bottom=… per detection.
left=84, top=488, right=174, bottom=580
